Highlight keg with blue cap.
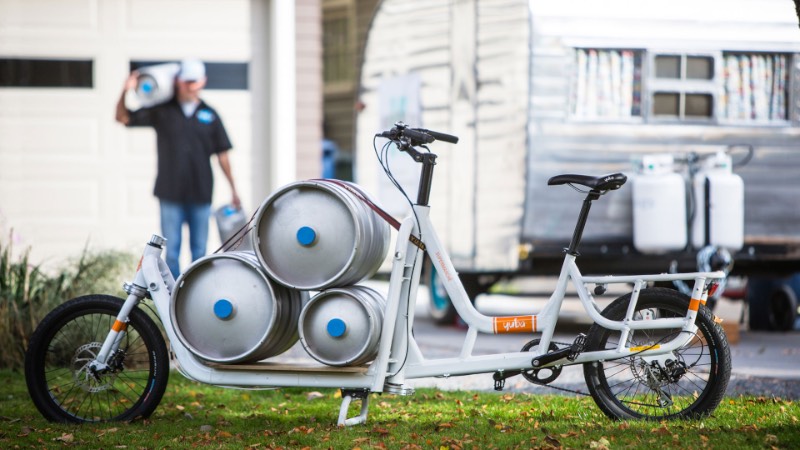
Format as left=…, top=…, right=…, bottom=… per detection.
left=298, top=285, right=386, bottom=366
left=134, top=63, right=180, bottom=108
left=169, top=251, right=307, bottom=364
left=251, top=180, right=391, bottom=290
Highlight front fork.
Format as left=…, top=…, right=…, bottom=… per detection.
left=88, top=235, right=173, bottom=374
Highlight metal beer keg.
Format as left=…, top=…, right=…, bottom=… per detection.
left=252, top=180, right=390, bottom=290
left=298, top=285, right=386, bottom=366
left=170, top=251, right=306, bottom=364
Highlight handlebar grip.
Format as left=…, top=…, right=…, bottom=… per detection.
left=403, top=128, right=435, bottom=144
left=422, top=129, right=459, bottom=144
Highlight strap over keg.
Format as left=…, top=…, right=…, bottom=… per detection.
left=315, top=179, right=426, bottom=251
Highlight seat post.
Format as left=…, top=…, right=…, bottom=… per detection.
left=567, top=190, right=601, bottom=255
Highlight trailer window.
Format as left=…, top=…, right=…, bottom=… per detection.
left=720, top=53, right=790, bottom=122
left=686, top=57, right=714, bottom=80
left=573, top=49, right=643, bottom=119
left=649, top=53, right=716, bottom=120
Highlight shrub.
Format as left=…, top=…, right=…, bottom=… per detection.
left=0, top=234, right=136, bottom=370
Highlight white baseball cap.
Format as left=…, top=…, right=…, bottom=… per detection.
left=178, top=58, right=206, bottom=81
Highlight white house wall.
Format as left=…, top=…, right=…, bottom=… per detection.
left=0, top=0, right=252, bottom=267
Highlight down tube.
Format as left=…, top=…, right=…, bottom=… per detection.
left=416, top=205, right=496, bottom=333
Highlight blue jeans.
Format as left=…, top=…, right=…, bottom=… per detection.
left=159, top=200, right=211, bottom=278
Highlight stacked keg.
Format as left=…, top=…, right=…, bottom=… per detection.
left=253, top=180, right=391, bottom=366
left=170, top=252, right=307, bottom=364
left=170, top=180, right=391, bottom=367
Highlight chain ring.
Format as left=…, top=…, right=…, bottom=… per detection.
left=520, top=339, right=562, bottom=385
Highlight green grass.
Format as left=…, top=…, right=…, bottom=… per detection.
left=1, top=370, right=798, bottom=449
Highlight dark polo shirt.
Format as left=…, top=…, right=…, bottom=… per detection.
left=127, top=98, right=232, bottom=203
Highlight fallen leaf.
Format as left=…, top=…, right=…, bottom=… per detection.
left=56, top=433, right=74, bottom=443
left=651, top=425, right=670, bottom=435
left=306, top=391, right=325, bottom=401
left=544, top=435, right=561, bottom=447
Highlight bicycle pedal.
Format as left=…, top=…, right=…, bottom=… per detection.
left=568, top=333, right=587, bottom=361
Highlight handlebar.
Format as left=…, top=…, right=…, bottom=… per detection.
left=377, top=122, right=459, bottom=147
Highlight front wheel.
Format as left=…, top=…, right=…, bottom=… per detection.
left=583, top=288, right=731, bottom=420
left=25, top=295, right=169, bottom=423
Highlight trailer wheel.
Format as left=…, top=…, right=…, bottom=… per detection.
left=768, top=285, right=798, bottom=331
left=748, top=279, right=799, bottom=331
left=427, top=266, right=458, bottom=324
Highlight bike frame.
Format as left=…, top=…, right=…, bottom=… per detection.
left=87, top=158, right=724, bottom=425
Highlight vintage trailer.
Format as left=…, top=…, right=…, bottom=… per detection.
left=353, top=0, right=800, bottom=328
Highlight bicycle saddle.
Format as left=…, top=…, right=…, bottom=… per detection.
left=547, top=173, right=627, bottom=191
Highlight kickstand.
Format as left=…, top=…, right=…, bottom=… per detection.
left=337, top=390, right=371, bottom=427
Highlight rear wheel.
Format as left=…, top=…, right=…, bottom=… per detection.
left=583, top=288, right=730, bottom=420
left=25, top=295, right=169, bottom=423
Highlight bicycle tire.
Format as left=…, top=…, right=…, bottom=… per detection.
left=25, top=294, right=169, bottom=423
left=583, top=288, right=731, bottom=420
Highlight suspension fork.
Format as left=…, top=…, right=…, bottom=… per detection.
left=89, top=235, right=171, bottom=373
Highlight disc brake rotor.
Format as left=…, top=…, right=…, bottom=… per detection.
left=72, top=343, right=118, bottom=393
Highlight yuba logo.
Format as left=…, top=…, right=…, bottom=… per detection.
left=503, top=317, right=528, bottom=332
left=494, top=316, right=534, bottom=333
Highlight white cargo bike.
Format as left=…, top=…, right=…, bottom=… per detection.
left=25, top=123, right=731, bottom=425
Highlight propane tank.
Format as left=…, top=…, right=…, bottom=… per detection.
left=135, top=63, right=179, bottom=108
left=632, top=155, right=688, bottom=253
left=691, top=152, right=744, bottom=251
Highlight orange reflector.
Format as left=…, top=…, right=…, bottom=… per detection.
left=689, top=298, right=702, bottom=311
left=112, top=320, right=127, bottom=332
left=493, top=316, right=536, bottom=334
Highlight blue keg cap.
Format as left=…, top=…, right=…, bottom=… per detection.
left=296, top=226, right=317, bottom=246
left=141, top=81, right=154, bottom=93
left=327, top=318, right=347, bottom=338
left=213, top=299, right=234, bottom=320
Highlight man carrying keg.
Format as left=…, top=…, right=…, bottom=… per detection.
left=115, top=58, right=241, bottom=277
